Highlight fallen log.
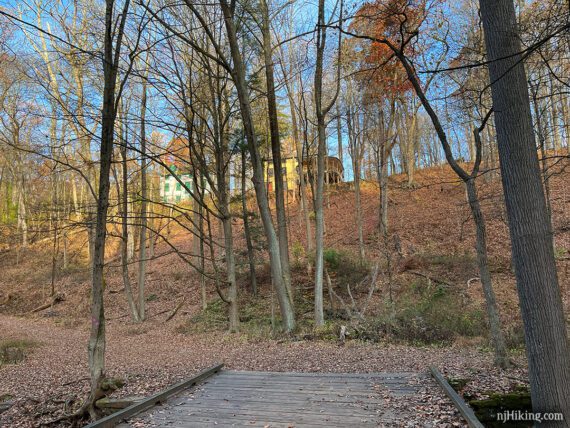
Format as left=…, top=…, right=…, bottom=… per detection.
left=165, top=297, right=186, bottom=323
left=407, top=270, right=453, bottom=287
left=29, top=293, right=65, bottom=313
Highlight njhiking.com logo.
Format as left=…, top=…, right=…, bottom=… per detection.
left=497, top=410, right=563, bottom=424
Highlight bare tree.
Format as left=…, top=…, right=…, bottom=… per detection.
left=83, top=0, right=133, bottom=418
left=479, top=0, right=570, bottom=420
left=313, top=0, right=342, bottom=326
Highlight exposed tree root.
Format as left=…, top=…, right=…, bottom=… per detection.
left=40, top=377, right=121, bottom=427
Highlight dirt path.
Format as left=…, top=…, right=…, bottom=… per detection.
left=0, top=314, right=490, bottom=426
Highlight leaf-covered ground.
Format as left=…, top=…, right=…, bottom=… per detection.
left=0, top=314, right=528, bottom=427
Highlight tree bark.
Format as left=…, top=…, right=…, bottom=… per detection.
left=531, top=86, right=553, bottom=221
left=260, top=0, right=293, bottom=301
left=137, top=71, right=149, bottom=321
left=312, top=0, right=341, bottom=326
left=120, top=136, right=140, bottom=322
left=192, top=172, right=207, bottom=310
left=241, top=149, right=258, bottom=295
left=17, top=185, right=27, bottom=248
left=479, top=0, right=570, bottom=420
left=347, top=108, right=365, bottom=262
left=313, top=0, right=327, bottom=326
left=465, top=178, right=509, bottom=367
left=85, top=0, right=130, bottom=418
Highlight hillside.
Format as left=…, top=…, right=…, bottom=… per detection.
left=0, top=161, right=568, bottom=426
left=0, top=161, right=568, bottom=339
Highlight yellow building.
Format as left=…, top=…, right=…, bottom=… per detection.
left=264, top=157, right=299, bottom=193
left=263, top=156, right=343, bottom=194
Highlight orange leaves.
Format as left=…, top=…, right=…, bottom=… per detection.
left=161, top=137, right=190, bottom=170
left=349, top=0, right=427, bottom=99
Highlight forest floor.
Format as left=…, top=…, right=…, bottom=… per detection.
left=0, top=313, right=529, bottom=428
left=0, top=160, right=568, bottom=426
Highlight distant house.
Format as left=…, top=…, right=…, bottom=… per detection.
left=263, top=155, right=343, bottom=193
left=302, top=156, right=344, bottom=185
left=263, top=156, right=299, bottom=193
left=159, top=165, right=194, bottom=203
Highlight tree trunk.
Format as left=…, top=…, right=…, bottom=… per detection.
left=312, top=0, right=341, bottom=326
left=379, top=145, right=388, bottom=236
left=137, top=73, right=149, bottom=321
left=220, top=0, right=295, bottom=331
left=17, top=185, right=27, bottom=248
left=219, top=109, right=239, bottom=332
left=295, top=101, right=313, bottom=254
left=479, top=0, right=570, bottom=420
left=260, top=0, right=293, bottom=301
left=347, top=109, right=365, bottom=262
left=313, top=0, right=327, bottom=327
left=406, top=108, right=417, bottom=187
left=85, top=0, right=130, bottom=418
left=549, top=75, right=561, bottom=152
left=336, top=103, right=343, bottom=178
left=222, top=211, right=239, bottom=331
left=381, top=28, right=510, bottom=369
left=120, top=140, right=140, bottom=322
left=465, top=178, right=509, bottom=368
left=241, top=149, right=258, bottom=295
left=531, top=88, right=553, bottom=221
left=314, top=111, right=326, bottom=327
left=193, top=173, right=207, bottom=310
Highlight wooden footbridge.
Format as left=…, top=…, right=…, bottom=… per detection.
left=86, top=364, right=481, bottom=427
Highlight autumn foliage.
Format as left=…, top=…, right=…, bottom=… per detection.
left=349, top=0, right=427, bottom=98
left=161, top=137, right=190, bottom=170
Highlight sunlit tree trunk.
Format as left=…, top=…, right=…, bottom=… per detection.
left=84, top=0, right=130, bottom=418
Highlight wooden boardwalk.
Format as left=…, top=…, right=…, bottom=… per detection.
left=122, top=370, right=426, bottom=427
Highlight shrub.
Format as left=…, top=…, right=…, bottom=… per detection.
left=354, top=282, right=486, bottom=345
left=291, top=241, right=305, bottom=266
left=0, top=339, right=38, bottom=366
left=323, top=248, right=369, bottom=286
left=323, top=248, right=341, bottom=270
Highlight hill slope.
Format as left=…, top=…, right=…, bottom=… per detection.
left=0, top=161, right=568, bottom=341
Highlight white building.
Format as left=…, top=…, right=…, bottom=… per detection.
left=159, top=166, right=193, bottom=203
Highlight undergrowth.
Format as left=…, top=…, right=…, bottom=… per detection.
left=0, top=338, right=38, bottom=366
left=363, top=281, right=487, bottom=345
left=178, top=277, right=488, bottom=347
left=177, top=248, right=501, bottom=347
